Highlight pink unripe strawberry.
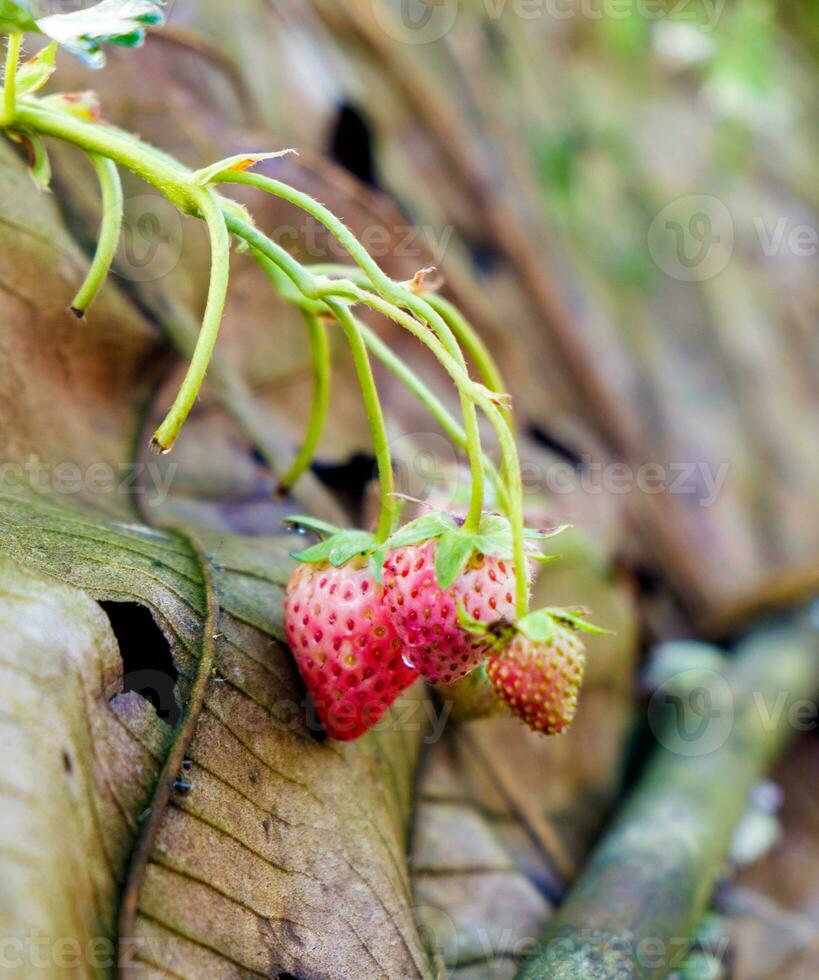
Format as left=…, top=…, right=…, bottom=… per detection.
left=382, top=540, right=518, bottom=684
left=284, top=560, right=417, bottom=740
left=487, top=627, right=586, bottom=736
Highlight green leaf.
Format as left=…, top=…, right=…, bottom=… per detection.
left=34, top=0, right=167, bottom=68
left=284, top=514, right=342, bottom=538
left=434, top=529, right=475, bottom=590
left=0, top=5, right=37, bottom=35
left=15, top=41, right=57, bottom=95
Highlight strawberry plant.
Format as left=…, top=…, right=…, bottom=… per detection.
left=0, top=2, right=608, bottom=741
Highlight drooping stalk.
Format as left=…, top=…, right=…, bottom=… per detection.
left=250, top=247, right=508, bottom=506
left=16, top=101, right=198, bottom=214
left=1, top=32, right=21, bottom=126
left=70, top=153, right=124, bottom=317
left=151, top=189, right=230, bottom=452
left=324, top=299, right=396, bottom=543
left=227, top=213, right=528, bottom=609
left=215, top=169, right=486, bottom=534
left=308, top=264, right=508, bottom=399
left=277, top=309, right=331, bottom=495
left=425, top=294, right=509, bottom=417
left=11, top=94, right=512, bottom=542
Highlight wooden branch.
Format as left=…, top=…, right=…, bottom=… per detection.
left=516, top=615, right=819, bottom=979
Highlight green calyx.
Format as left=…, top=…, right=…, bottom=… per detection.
left=456, top=603, right=613, bottom=647
left=285, top=516, right=381, bottom=576
left=382, top=510, right=570, bottom=591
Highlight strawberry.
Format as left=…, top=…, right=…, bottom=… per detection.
left=282, top=516, right=418, bottom=740
left=486, top=627, right=586, bottom=736
left=383, top=540, right=517, bottom=684
left=380, top=512, right=565, bottom=685
left=284, top=559, right=416, bottom=740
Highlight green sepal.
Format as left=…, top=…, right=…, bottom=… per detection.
left=283, top=515, right=342, bottom=537
left=0, top=8, right=37, bottom=35
left=327, top=531, right=375, bottom=567
left=517, top=607, right=613, bottom=641
left=195, top=150, right=296, bottom=186
left=15, top=41, right=57, bottom=95
left=516, top=609, right=558, bottom=644
left=8, top=128, right=51, bottom=191
left=290, top=524, right=377, bottom=569
left=456, top=602, right=489, bottom=637
left=39, top=91, right=101, bottom=122
left=382, top=511, right=455, bottom=550
left=434, top=529, right=475, bottom=590
left=289, top=538, right=335, bottom=564
left=523, top=524, right=572, bottom=540
left=542, top=607, right=614, bottom=635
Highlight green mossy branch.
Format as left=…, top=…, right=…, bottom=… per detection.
left=517, top=617, right=819, bottom=980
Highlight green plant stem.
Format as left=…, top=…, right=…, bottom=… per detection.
left=16, top=101, right=198, bottom=213
left=151, top=189, right=230, bottom=452
left=1, top=32, right=21, bottom=127
left=324, top=299, right=396, bottom=542
left=341, top=285, right=528, bottom=615
left=216, top=170, right=486, bottom=534
left=250, top=249, right=508, bottom=506
left=230, top=213, right=527, bottom=609
left=277, top=309, right=331, bottom=494
left=308, top=266, right=509, bottom=404
left=70, top=153, right=124, bottom=317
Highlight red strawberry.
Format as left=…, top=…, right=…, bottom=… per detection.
left=486, top=627, right=586, bottom=735
left=284, top=559, right=417, bottom=740
left=382, top=539, right=518, bottom=684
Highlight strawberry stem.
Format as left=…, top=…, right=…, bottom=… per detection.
left=213, top=169, right=486, bottom=534
left=324, top=299, right=396, bottom=542
left=251, top=248, right=509, bottom=507
left=0, top=32, right=21, bottom=127
left=151, top=190, right=230, bottom=453
left=70, top=153, right=123, bottom=317
left=277, top=309, right=331, bottom=495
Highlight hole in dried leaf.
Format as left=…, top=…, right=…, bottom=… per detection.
left=101, top=601, right=180, bottom=726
